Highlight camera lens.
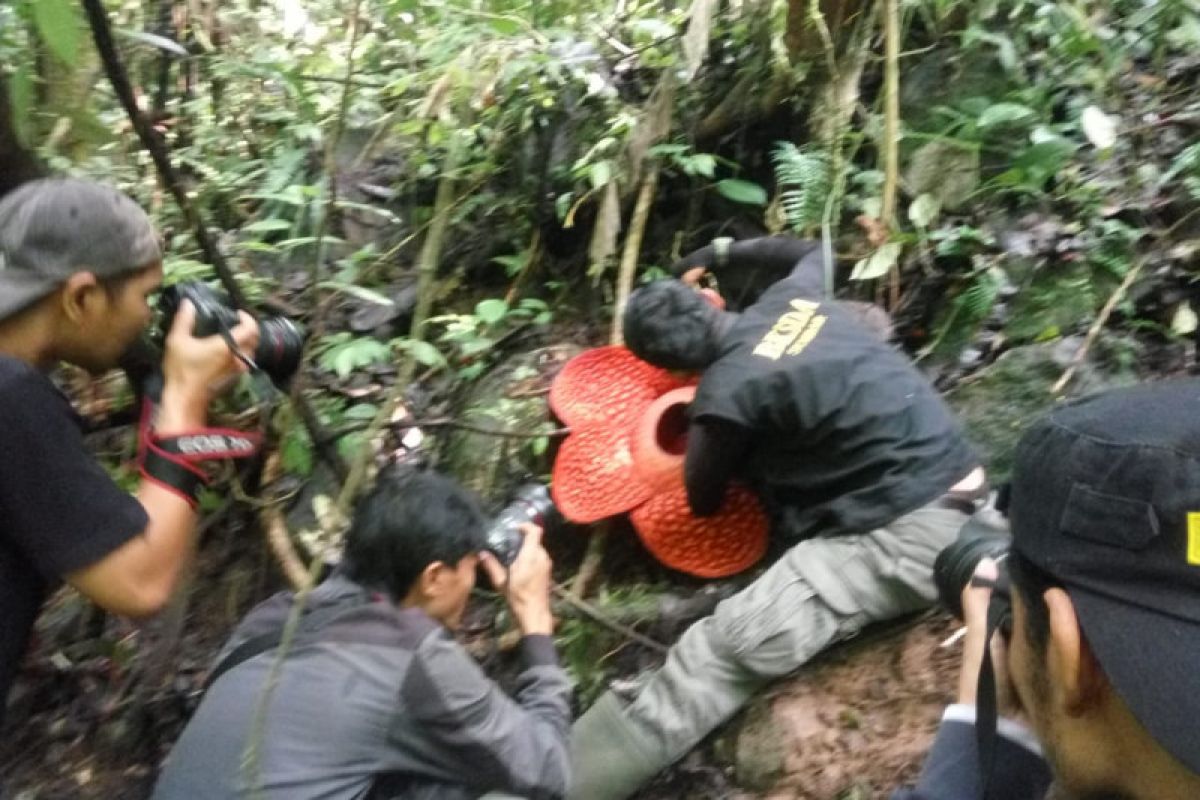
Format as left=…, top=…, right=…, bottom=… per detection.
left=485, top=485, right=556, bottom=566
left=255, top=317, right=307, bottom=386
left=933, top=509, right=1011, bottom=619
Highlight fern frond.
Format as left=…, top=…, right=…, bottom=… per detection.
left=1162, top=142, right=1200, bottom=184
left=772, top=142, right=831, bottom=236
left=961, top=269, right=1000, bottom=320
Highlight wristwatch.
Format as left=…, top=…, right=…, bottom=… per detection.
left=712, top=236, right=733, bottom=269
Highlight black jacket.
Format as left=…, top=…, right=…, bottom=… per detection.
left=892, top=707, right=1052, bottom=800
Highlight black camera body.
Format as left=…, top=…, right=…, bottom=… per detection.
left=933, top=504, right=1013, bottom=620
left=158, top=282, right=306, bottom=386
left=485, top=484, right=556, bottom=566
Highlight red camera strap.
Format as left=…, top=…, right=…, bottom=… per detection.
left=137, top=395, right=262, bottom=508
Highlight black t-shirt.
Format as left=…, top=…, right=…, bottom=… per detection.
left=690, top=274, right=977, bottom=539
left=0, top=357, right=146, bottom=725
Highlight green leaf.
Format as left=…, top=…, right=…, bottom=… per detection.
left=1172, top=303, right=1198, bottom=337
left=492, top=254, right=526, bottom=277
left=334, top=200, right=401, bottom=224
left=397, top=339, right=447, bottom=368
left=1011, top=140, right=1076, bottom=186
left=977, top=102, right=1036, bottom=129
left=281, top=428, right=314, bottom=476
left=116, top=29, right=190, bottom=57
left=685, top=154, right=716, bottom=178
left=318, top=280, right=394, bottom=307
left=455, top=362, right=484, bottom=381
left=343, top=403, right=380, bottom=420
left=475, top=298, right=509, bottom=325
left=33, top=0, right=81, bottom=65
left=321, top=338, right=392, bottom=378
left=908, top=194, right=941, bottom=229
left=243, top=218, right=293, bottom=233
left=489, top=17, right=521, bottom=36
left=850, top=242, right=903, bottom=281
left=337, top=432, right=367, bottom=462
left=715, top=179, right=768, bottom=206
left=8, top=66, right=34, bottom=147
left=555, top=192, right=574, bottom=223
left=589, top=160, right=613, bottom=190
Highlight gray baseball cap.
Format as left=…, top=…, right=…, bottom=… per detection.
left=0, top=178, right=161, bottom=321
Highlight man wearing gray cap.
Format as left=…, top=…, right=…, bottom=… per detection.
left=0, top=178, right=257, bottom=727
left=895, top=378, right=1200, bottom=800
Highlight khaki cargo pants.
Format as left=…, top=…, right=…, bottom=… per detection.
left=568, top=501, right=970, bottom=800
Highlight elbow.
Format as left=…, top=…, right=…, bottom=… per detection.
left=687, top=490, right=722, bottom=518
left=110, top=580, right=173, bottom=619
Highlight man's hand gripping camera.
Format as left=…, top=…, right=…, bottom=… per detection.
left=137, top=281, right=306, bottom=507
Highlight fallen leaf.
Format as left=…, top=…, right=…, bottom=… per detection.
left=1081, top=105, right=1118, bottom=149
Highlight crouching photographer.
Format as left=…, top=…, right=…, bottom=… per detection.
left=154, top=466, right=571, bottom=800
left=0, top=178, right=262, bottom=730
left=893, top=379, right=1200, bottom=800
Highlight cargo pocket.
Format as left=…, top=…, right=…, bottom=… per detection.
left=713, top=554, right=844, bottom=679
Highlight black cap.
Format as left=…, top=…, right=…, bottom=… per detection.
left=1009, top=378, right=1200, bottom=774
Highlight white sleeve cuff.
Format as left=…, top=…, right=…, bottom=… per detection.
left=943, top=704, right=1043, bottom=758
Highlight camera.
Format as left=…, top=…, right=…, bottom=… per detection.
left=158, top=281, right=306, bottom=386
left=485, top=484, right=556, bottom=566
left=933, top=506, right=1012, bottom=620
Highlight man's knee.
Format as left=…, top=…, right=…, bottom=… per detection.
left=711, top=558, right=846, bottom=679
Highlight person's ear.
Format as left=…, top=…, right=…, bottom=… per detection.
left=416, top=561, right=450, bottom=599
left=1044, top=587, right=1106, bottom=716
left=59, top=271, right=102, bottom=324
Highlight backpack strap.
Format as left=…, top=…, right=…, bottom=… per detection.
left=204, top=600, right=360, bottom=691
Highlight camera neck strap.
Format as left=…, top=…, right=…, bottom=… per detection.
left=974, top=573, right=1013, bottom=800
left=137, top=377, right=262, bottom=508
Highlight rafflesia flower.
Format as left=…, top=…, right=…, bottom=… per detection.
left=549, top=346, right=768, bottom=578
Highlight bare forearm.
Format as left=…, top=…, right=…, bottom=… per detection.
left=66, top=383, right=208, bottom=617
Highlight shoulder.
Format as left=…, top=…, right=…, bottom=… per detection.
left=0, top=358, right=78, bottom=437
left=0, top=357, right=69, bottom=407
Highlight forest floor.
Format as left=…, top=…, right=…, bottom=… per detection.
left=638, top=615, right=962, bottom=800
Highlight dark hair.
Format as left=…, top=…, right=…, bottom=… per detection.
left=1007, top=551, right=1061, bottom=656
left=623, top=280, right=723, bottom=371
left=342, top=466, right=488, bottom=601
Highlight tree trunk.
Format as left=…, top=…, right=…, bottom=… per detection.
left=786, top=0, right=868, bottom=63
left=0, top=76, right=46, bottom=199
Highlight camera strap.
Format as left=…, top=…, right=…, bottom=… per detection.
left=137, top=382, right=262, bottom=508
left=974, top=577, right=1013, bottom=800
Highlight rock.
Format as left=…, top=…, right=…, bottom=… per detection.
left=947, top=337, right=1138, bottom=480
left=348, top=283, right=417, bottom=336
left=724, top=616, right=963, bottom=797
left=730, top=698, right=788, bottom=791
left=905, top=140, right=980, bottom=212
left=901, top=46, right=1012, bottom=134
left=439, top=344, right=583, bottom=505
left=283, top=463, right=348, bottom=569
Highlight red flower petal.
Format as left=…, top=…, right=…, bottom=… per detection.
left=549, top=346, right=694, bottom=430
left=552, top=426, right=654, bottom=523
left=631, top=484, right=769, bottom=578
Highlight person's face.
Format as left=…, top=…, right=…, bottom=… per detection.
left=425, top=553, right=479, bottom=631
left=1008, top=591, right=1132, bottom=800
left=1009, top=591, right=1057, bottom=756
left=63, top=263, right=162, bottom=373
